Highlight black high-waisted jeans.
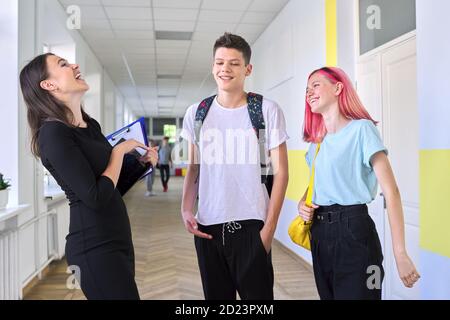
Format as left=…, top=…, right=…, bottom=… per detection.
left=310, top=204, right=384, bottom=300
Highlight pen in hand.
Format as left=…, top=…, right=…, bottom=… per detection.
left=139, top=146, right=159, bottom=167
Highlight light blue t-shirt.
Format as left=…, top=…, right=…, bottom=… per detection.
left=305, top=119, right=388, bottom=206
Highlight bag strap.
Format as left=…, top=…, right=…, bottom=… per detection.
left=246, top=93, right=269, bottom=184
left=247, top=92, right=265, bottom=136
left=194, top=93, right=269, bottom=184
left=305, top=143, right=321, bottom=207
left=194, top=95, right=216, bottom=145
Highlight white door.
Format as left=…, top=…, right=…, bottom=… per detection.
left=381, top=37, right=420, bottom=300
left=356, top=36, right=420, bottom=300
left=356, top=54, right=385, bottom=253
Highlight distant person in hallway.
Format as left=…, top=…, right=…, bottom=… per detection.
left=158, top=136, right=172, bottom=192
left=298, top=66, right=419, bottom=300
left=19, top=53, right=158, bottom=300
left=146, top=139, right=157, bottom=196
left=180, top=33, right=289, bottom=300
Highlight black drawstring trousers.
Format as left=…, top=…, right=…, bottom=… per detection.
left=195, top=219, right=274, bottom=300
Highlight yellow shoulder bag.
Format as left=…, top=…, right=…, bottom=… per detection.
left=288, top=143, right=320, bottom=250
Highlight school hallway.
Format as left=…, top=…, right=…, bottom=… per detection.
left=23, top=177, right=319, bottom=300
left=2, top=0, right=450, bottom=302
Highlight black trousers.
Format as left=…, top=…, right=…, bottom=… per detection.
left=310, top=204, right=384, bottom=300
left=195, top=220, right=274, bottom=300
left=159, top=164, right=170, bottom=188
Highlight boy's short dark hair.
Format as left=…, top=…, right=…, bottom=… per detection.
left=213, top=32, right=252, bottom=65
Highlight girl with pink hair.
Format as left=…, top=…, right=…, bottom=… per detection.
left=298, top=67, right=419, bottom=299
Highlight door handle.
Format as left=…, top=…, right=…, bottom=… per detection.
left=379, top=193, right=386, bottom=209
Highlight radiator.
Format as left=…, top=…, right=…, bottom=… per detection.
left=0, top=230, right=19, bottom=300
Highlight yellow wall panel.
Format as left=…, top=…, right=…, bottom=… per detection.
left=325, top=0, right=337, bottom=67
left=286, top=150, right=310, bottom=202
left=420, top=150, right=450, bottom=258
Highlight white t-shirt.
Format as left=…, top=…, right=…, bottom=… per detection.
left=181, top=96, right=289, bottom=226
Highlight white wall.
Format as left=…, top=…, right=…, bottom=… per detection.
left=17, top=0, right=38, bottom=218
left=115, top=91, right=125, bottom=130
left=124, top=103, right=136, bottom=125
left=103, top=71, right=116, bottom=135
left=83, top=69, right=103, bottom=124
left=416, top=0, right=450, bottom=149
left=337, top=0, right=356, bottom=81
left=416, top=0, right=450, bottom=299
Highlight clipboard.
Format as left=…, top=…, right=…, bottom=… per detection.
left=107, top=117, right=149, bottom=156
left=106, top=118, right=153, bottom=195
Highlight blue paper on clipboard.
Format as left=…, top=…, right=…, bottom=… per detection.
left=106, top=118, right=153, bottom=195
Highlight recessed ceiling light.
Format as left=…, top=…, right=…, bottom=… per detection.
left=157, top=74, right=182, bottom=79
left=155, top=31, right=193, bottom=41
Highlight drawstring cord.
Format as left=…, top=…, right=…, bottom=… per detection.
left=222, top=221, right=242, bottom=246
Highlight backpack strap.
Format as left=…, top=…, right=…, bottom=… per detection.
left=194, top=95, right=216, bottom=145
left=247, top=92, right=270, bottom=185
left=194, top=93, right=271, bottom=193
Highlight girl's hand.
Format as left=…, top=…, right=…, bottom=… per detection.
left=297, top=199, right=319, bottom=222
left=395, top=252, right=420, bottom=288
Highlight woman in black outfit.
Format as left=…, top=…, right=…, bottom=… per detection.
left=20, top=53, right=158, bottom=300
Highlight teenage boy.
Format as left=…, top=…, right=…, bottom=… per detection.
left=180, top=33, right=289, bottom=300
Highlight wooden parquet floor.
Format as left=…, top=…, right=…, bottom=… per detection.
left=24, top=177, right=318, bottom=300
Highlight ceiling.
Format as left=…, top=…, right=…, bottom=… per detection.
left=58, top=0, right=289, bottom=117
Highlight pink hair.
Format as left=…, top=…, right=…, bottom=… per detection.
left=303, top=66, right=378, bottom=143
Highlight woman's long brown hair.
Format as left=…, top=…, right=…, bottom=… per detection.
left=19, top=53, right=90, bottom=157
